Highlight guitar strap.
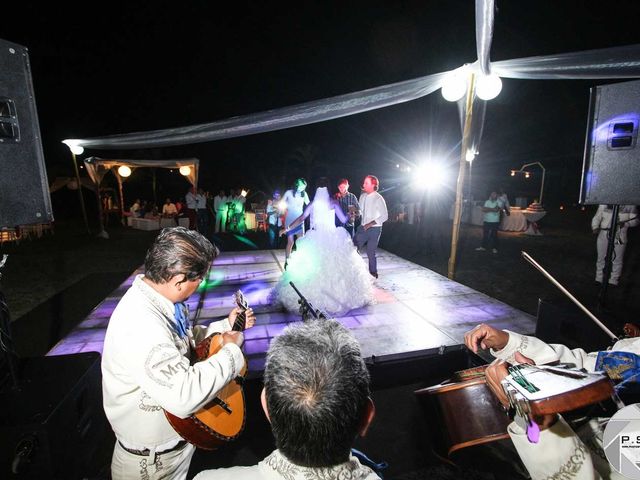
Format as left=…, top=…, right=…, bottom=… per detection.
left=173, top=302, right=191, bottom=338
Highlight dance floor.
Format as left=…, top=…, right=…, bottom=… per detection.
left=47, top=249, right=537, bottom=374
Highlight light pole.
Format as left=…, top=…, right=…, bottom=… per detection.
left=62, top=141, right=90, bottom=234
left=511, top=162, right=546, bottom=205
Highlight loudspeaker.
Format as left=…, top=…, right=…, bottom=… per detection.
left=0, top=352, right=114, bottom=479
left=535, top=298, right=611, bottom=353
left=580, top=79, right=640, bottom=205
left=0, top=39, right=53, bottom=228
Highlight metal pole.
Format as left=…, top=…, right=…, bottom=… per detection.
left=598, top=204, right=619, bottom=310
left=71, top=152, right=90, bottom=234
left=448, top=73, right=476, bottom=280
left=117, top=176, right=125, bottom=225
left=539, top=165, right=546, bottom=204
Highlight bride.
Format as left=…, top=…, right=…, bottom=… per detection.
left=272, top=177, right=374, bottom=316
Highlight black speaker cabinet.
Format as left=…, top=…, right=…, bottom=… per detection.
left=580, top=79, right=640, bottom=205
left=0, top=352, right=114, bottom=479
left=0, top=39, right=53, bottom=228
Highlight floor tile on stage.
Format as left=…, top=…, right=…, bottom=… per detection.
left=48, top=248, right=536, bottom=374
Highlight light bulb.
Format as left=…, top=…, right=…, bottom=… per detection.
left=441, top=70, right=468, bottom=102
left=118, top=166, right=132, bottom=177
left=179, top=166, right=191, bottom=176
left=476, top=73, right=502, bottom=100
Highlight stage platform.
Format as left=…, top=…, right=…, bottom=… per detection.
left=47, top=248, right=537, bottom=373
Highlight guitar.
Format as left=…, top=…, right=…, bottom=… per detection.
left=415, top=364, right=614, bottom=457
left=165, top=290, right=249, bottom=450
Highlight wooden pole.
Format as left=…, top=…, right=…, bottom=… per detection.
left=116, top=175, right=125, bottom=225
left=71, top=152, right=90, bottom=234
left=447, top=73, right=476, bottom=280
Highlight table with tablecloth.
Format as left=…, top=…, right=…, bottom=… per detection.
left=469, top=206, right=546, bottom=233
left=521, top=210, right=547, bottom=235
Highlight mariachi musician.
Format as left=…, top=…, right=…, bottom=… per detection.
left=464, top=323, right=640, bottom=480
left=102, top=227, right=256, bottom=480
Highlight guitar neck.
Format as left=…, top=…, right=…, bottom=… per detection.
left=232, top=310, right=246, bottom=331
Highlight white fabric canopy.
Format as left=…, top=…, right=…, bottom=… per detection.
left=62, top=0, right=640, bottom=160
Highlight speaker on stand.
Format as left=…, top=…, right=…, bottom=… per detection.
left=580, top=79, right=640, bottom=308
left=0, top=39, right=113, bottom=479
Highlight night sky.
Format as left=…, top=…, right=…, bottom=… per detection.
left=4, top=1, right=640, bottom=211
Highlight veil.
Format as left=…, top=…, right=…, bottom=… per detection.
left=310, top=187, right=335, bottom=233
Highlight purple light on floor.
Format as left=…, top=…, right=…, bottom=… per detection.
left=266, top=322, right=293, bottom=337
left=244, top=325, right=269, bottom=340
left=244, top=338, right=270, bottom=355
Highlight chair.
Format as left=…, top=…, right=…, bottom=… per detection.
left=254, top=208, right=268, bottom=232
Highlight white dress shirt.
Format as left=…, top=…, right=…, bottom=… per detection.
left=358, top=191, right=388, bottom=227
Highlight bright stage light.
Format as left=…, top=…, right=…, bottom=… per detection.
left=240, top=189, right=248, bottom=197
left=476, top=73, right=502, bottom=100
left=441, top=69, right=468, bottom=102
left=117, top=165, right=132, bottom=177
left=179, top=166, right=191, bottom=176
left=465, top=149, right=476, bottom=162
left=62, top=140, right=84, bottom=155
left=413, top=162, right=448, bottom=190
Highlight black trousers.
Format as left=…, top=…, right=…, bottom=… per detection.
left=482, top=221, right=500, bottom=249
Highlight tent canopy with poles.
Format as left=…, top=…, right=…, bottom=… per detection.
left=82, top=157, right=199, bottom=235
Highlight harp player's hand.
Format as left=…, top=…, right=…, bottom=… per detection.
left=485, top=352, right=558, bottom=430
left=464, top=324, right=509, bottom=354
left=484, top=352, right=534, bottom=408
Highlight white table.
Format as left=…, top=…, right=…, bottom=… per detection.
left=522, top=210, right=547, bottom=235
left=500, top=209, right=528, bottom=232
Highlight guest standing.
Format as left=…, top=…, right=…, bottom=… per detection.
left=335, top=178, right=360, bottom=238
left=213, top=190, right=228, bottom=233
left=282, top=179, right=310, bottom=266
left=354, top=175, right=388, bottom=279
left=476, top=190, right=503, bottom=254
left=592, top=204, right=639, bottom=285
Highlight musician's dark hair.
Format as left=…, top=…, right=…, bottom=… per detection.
left=264, top=319, right=370, bottom=467
left=338, top=178, right=349, bottom=187
left=144, top=226, right=218, bottom=284
left=365, top=174, right=379, bottom=191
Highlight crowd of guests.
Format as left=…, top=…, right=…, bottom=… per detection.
left=123, top=187, right=251, bottom=235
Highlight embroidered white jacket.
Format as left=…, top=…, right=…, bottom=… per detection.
left=491, top=331, right=640, bottom=479
left=101, top=275, right=245, bottom=451
left=193, top=449, right=380, bottom=480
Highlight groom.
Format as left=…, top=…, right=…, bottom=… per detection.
left=354, top=175, right=388, bottom=279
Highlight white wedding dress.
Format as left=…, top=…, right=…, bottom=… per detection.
left=272, top=187, right=374, bottom=316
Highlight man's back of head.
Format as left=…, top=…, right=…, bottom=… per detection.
left=263, top=319, right=371, bottom=468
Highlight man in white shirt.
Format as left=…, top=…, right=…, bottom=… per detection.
left=102, top=227, right=256, bottom=480
left=194, top=320, right=380, bottom=480
left=195, top=188, right=209, bottom=234
left=213, top=190, right=228, bottom=233
left=354, top=175, right=388, bottom=279
left=464, top=323, right=640, bottom=480
left=185, top=187, right=197, bottom=230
